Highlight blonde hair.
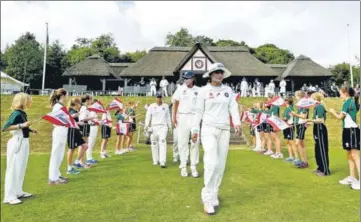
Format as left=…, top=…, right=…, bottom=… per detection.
left=68, top=97, right=81, bottom=109
left=11, top=93, right=31, bottom=110
left=311, top=92, right=324, bottom=102
left=295, top=90, right=306, bottom=98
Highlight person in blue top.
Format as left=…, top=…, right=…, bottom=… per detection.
left=329, top=87, right=360, bottom=190
left=306, top=92, right=330, bottom=176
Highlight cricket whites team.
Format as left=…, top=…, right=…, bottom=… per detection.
left=2, top=62, right=360, bottom=216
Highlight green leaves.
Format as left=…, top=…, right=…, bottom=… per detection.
left=253, top=44, right=295, bottom=64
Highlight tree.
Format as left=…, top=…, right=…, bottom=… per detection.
left=45, top=40, right=68, bottom=88
left=254, top=44, right=295, bottom=64
left=0, top=50, right=8, bottom=70
left=330, top=63, right=360, bottom=86
left=64, top=33, right=122, bottom=65
left=3, top=32, right=43, bottom=87
left=122, top=50, right=147, bottom=62
left=193, top=35, right=215, bottom=46
left=215, top=39, right=243, bottom=47
left=165, top=27, right=195, bottom=47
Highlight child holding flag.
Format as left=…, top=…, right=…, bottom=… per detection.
left=74, top=94, right=95, bottom=169
left=100, top=108, right=112, bottom=159
left=115, top=108, right=127, bottom=155
left=262, top=103, right=274, bottom=155
left=306, top=92, right=330, bottom=176
left=86, top=98, right=101, bottom=165
left=67, top=98, right=88, bottom=175
left=48, top=88, right=69, bottom=185
left=329, top=87, right=360, bottom=190
left=282, top=97, right=300, bottom=164
left=3, top=93, right=37, bottom=205
left=267, top=94, right=283, bottom=159
left=290, top=91, right=310, bottom=168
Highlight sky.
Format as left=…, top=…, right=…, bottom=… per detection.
left=1, top=1, right=360, bottom=67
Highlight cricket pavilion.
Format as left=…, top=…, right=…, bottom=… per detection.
left=62, top=43, right=332, bottom=92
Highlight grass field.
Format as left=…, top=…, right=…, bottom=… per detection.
left=0, top=95, right=360, bottom=222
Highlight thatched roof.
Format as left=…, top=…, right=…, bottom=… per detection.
left=109, top=63, right=133, bottom=77
left=120, top=43, right=278, bottom=77
left=63, top=55, right=116, bottom=78
left=119, top=48, right=189, bottom=76
left=267, top=64, right=288, bottom=77
left=279, top=55, right=332, bottom=79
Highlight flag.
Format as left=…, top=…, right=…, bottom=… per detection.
left=266, top=96, right=286, bottom=106
left=266, top=115, right=291, bottom=131
left=235, top=93, right=240, bottom=102
left=88, top=101, right=106, bottom=113
left=43, top=106, right=78, bottom=128
left=254, top=112, right=269, bottom=126
left=116, top=122, right=129, bottom=135
left=295, top=97, right=319, bottom=108
left=107, top=98, right=123, bottom=111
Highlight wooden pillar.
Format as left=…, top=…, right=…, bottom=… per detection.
left=69, top=77, right=72, bottom=86
left=291, top=79, right=295, bottom=94
left=101, top=79, right=106, bottom=92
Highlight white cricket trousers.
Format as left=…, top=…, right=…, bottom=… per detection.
left=255, top=128, right=262, bottom=149
left=150, top=125, right=168, bottom=165
left=162, top=87, right=168, bottom=97
left=173, top=127, right=179, bottom=160
left=201, top=126, right=230, bottom=204
left=49, top=126, right=68, bottom=181
left=241, top=89, right=247, bottom=97
left=177, top=114, right=199, bottom=168
left=3, top=132, right=29, bottom=203
left=87, top=125, right=98, bottom=160
left=150, top=86, right=156, bottom=96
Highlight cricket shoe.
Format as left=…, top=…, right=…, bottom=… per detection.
left=181, top=168, right=188, bottom=177
left=190, top=167, right=199, bottom=178
left=204, top=202, right=215, bottom=215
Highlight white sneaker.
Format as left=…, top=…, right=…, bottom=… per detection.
left=153, top=162, right=158, bottom=166
left=271, top=153, right=283, bottom=159
left=105, top=153, right=111, bottom=158
left=351, top=180, right=360, bottom=190
left=100, top=154, right=107, bottom=159
left=204, top=202, right=215, bottom=215
left=173, top=158, right=178, bottom=163
left=252, top=147, right=262, bottom=152
left=264, top=150, right=274, bottom=156
left=6, top=199, right=22, bottom=205
left=190, top=167, right=199, bottom=178
left=212, top=196, right=219, bottom=207
left=181, top=168, right=188, bottom=177
left=339, top=176, right=357, bottom=185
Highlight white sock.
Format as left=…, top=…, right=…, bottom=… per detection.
left=67, top=166, right=72, bottom=171
left=74, top=159, right=79, bottom=164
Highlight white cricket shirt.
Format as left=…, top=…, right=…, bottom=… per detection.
left=194, top=84, right=241, bottom=130
left=172, top=84, right=200, bottom=115
left=145, top=103, right=171, bottom=128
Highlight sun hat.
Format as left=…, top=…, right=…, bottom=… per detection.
left=202, top=62, right=231, bottom=79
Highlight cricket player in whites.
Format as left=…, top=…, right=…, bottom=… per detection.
left=172, top=71, right=200, bottom=178
left=240, top=77, right=248, bottom=97
left=144, top=91, right=172, bottom=168
left=193, top=63, right=241, bottom=215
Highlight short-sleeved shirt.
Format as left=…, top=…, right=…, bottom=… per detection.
left=312, top=104, right=326, bottom=121
left=282, top=105, right=294, bottom=124
left=341, top=98, right=358, bottom=128
left=172, top=84, right=200, bottom=114
left=69, top=108, right=79, bottom=122
left=296, top=107, right=309, bottom=124
left=270, top=105, right=280, bottom=117
left=127, top=108, right=135, bottom=116
left=2, top=110, right=31, bottom=138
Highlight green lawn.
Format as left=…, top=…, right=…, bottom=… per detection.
left=0, top=95, right=360, bottom=222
